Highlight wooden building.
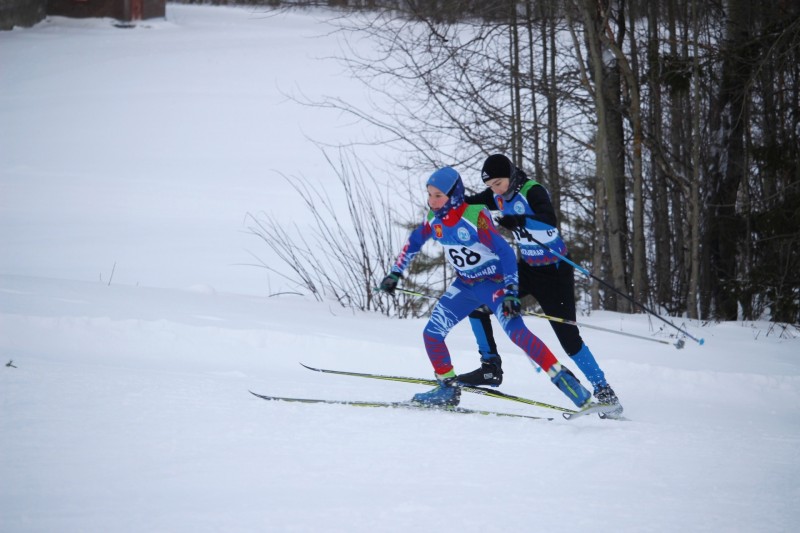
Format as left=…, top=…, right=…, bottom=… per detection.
left=1, top=0, right=165, bottom=30
left=48, top=0, right=165, bottom=22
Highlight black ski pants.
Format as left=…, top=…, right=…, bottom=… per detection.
left=468, top=258, right=585, bottom=357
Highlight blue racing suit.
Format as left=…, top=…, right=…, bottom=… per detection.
left=391, top=202, right=558, bottom=376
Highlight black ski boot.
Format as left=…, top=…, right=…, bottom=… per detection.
left=457, top=356, right=503, bottom=387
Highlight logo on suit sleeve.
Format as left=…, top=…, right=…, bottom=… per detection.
left=434, top=224, right=443, bottom=238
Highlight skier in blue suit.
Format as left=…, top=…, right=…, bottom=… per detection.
left=379, top=166, right=593, bottom=409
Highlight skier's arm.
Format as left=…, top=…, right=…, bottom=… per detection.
left=391, top=220, right=432, bottom=276
left=464, top=188, right=498, bottom=210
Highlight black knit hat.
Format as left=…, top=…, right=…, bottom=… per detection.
left=481, top=154, right=513, bottom=182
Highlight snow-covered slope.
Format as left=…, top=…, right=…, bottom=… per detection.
left=1, top=5, right=799, bottom=532
left=2, top=273, right=799, bottom=532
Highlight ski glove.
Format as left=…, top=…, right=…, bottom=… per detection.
left=496, top=215, right=528, bottom=230
left=501, top=284, right=521, bottom=318
left=379, top=272, right=401, bottom=294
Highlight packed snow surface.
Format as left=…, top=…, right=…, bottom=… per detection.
left=1, top=5, right=799, bottom=533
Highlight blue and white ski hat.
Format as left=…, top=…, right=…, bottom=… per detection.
left=426, top=166, right=464, bottom=199
left=426, top=166, right=465, bottom=216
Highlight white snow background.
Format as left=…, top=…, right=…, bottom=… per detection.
left=1, top=5, right=799, bottom=533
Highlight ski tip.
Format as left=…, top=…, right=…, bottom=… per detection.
left=299, top=362, right=319, bottom=371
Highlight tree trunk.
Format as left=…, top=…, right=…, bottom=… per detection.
left=545, top=0, right=562, bottom=222
left=704, top=0, right=751, bottom=320
left=509, top=5, right=524, bottom=164
left=612, top=1, right=647, bottom=309
left=649, top=0, right=672, bottom=312
left=527, top=0, right=542, bottom=182
left=592, top=170, right=606, bottom=310
left=580, top=0, right=630, bottom=312
left=688, top=0, right=701, bottom=319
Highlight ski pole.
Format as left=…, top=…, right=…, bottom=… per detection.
left=378, top=286, right=681, bottom=348
left=395, top=287, right=437, bottom=300
left=373, top=286, right=437, bottom=300
left=527, top=235, right=705, bottom=346
left=524, top=311, right=685, bottom=349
